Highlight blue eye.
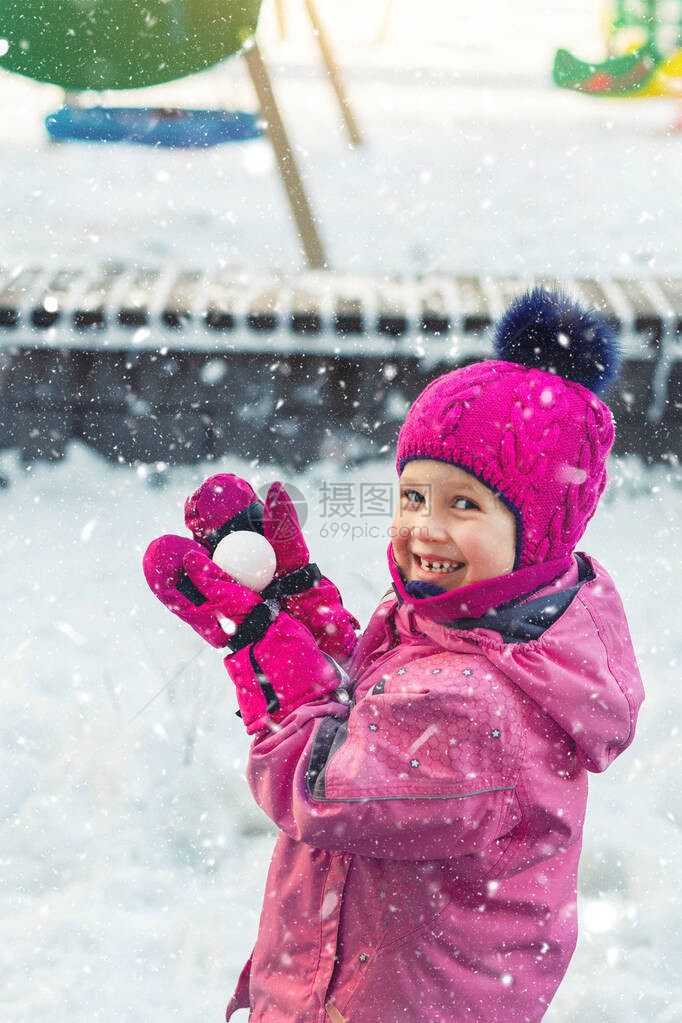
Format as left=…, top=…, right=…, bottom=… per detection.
left=454, top=497, right=478, bottom=510
left=402, top=488, right=424, bottom=504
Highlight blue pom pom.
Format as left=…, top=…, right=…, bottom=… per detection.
left=493, top=287, right=622, bottom=396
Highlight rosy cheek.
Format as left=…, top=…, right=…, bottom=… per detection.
left=468, top=533, right=501, bottom=577
left=390, top=519, right=408, bottom=554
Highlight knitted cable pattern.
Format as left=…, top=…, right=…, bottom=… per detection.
left=396, top=361, right=615, bottom=568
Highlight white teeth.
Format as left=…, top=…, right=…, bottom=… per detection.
left=419, top=557, right=460, bottom=573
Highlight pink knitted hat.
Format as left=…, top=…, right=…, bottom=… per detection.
left=396, top=288, right=621, bottom=569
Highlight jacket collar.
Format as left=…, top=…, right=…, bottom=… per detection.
left=387, top=543, right=574, bottom=626
left=445, top=555, right=593, bottom=643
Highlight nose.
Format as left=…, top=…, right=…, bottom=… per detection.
left=414, top=506, right=449, bottom=542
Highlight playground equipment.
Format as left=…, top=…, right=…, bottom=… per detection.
left=378, top=0, right=395, bottom=44
left=553, top=0, right=682, bottom=98
left=0, top=0, right=262, bottom=91
left=0, top=0, right=362, bottom=266
left=0, top=264, right=679, bottom=469
left=45, top=107, right=263, bottom=148
left=267, top=0, right=362, bottom=145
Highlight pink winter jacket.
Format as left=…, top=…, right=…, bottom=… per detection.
left=226, top=553, right=643, bottom=1023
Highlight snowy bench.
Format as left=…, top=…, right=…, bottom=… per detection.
left=0, top=266, right=679, bottom=467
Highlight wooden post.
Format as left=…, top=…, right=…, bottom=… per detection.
left=242, top=37, right=328, bottom=270
left=274, top=0, right=286, bottom=41
left=378, top=0, right=394, bottom=43
left=302, top=0, right=363, bottom=147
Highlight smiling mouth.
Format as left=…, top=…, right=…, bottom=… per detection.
left=413, top=553, right=464, bottom=575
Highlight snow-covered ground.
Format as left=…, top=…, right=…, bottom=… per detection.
left=1, top=445, right=680, bottom=1022
left=2, top=1, right=682, bottom=1020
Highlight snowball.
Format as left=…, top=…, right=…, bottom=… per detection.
left=212, top=530, right=277, bottom=592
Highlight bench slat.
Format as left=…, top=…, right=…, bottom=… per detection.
left=118, top=267, right=163, bottom=327
left=163, top=270, right=204, bottom=328
left=455, top=275, right=490, bottom=330
left=0, top=267, right=44, bottom=327
left=247, top=280, right=281, bottom=332
left=655, top=277, right=682, bottom=323
left=74, top=263, right=127, bottom=329
left=32, top=267, right=85, bottom=327
left=573, top=279, right=619, bottom=325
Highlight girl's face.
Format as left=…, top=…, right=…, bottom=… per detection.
left=391, top=460, right=517, bottom=592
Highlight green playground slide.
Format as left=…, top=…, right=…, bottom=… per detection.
left=0, top=0, right=262, bottom=91
left=552, top=44, right=660, bottom=95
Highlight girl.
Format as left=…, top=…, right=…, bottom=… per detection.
left=143, top=288, right=644, bottom=1023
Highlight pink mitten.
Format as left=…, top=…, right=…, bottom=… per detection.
left=184, top=473, right=263, bottom=547
left=142, top=534, right=231, bottom=648
left=185, top=474, right=360, bottom=662
left=182, top=549, right=342, bottom=733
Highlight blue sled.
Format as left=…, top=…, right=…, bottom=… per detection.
left=45, top=106, right=264, bottom=148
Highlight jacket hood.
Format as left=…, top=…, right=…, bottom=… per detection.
left=391, top=552, right=644, bottom=774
